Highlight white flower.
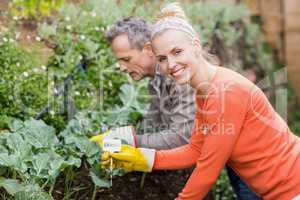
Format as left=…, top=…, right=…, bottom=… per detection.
left=35, top=36, right=41, bottom=42
left=65, top=16, right=71, bottom=22
left=78, top=55, right=83, bottom=60
left=80, top=35, right=86, bottom=40
left=100, top=27, right=105, bottom=32
left=75, top=91, right=80, bottom=96
left=13, top=16, right=18, bottom=21
left=66, top=25, right=72, bottom=30
left=41, top=65, right=46, bottom=70
left=23, top=72, right=29, bottom=77
left=9, top=38, right=14, bottom=43
left=53, top=88, right=58, bottom=94
left=49, top=110, right=55, bottom=115
left=33, top=68, right=39, bottom=73
left=94, top=27, right=100, bottom=31
left=91, top=11, right=97, bottom=17
left=2, top=37, right=8, bottom=42
left=16, top=62, right=20, bottom=67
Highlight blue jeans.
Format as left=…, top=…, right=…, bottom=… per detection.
left=226, top=166, right=261, bottom=200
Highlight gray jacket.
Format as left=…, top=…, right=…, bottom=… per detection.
left=135, top=65, right=196, bottom=150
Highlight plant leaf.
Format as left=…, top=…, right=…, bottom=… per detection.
left=0, top=177, right=24, bottom=195
left=89, top=171, right=110, bottom=188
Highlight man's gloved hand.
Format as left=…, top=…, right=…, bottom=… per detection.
left=101, top=145, right=155, bottom=172
left=90, top=126, right=137, bottom=148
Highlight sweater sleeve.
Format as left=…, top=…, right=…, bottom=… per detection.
left=136, top=83, right=195, bottom=150
left=154, top=85, right=250, bottom=200
left=153, top=125, right=205, bottom=169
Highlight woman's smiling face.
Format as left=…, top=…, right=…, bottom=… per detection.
left=152, top=29, right=200, bottom=85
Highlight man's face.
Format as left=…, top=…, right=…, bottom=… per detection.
left=111, top=34, right=155, bottom=81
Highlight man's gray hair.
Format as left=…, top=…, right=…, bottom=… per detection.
left=105, top=16, right=152, bottom=50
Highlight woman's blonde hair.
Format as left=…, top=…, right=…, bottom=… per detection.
left=152, top=2, right=219, bottom=65
left=156, top=2, right=188, bottom=21
left=151, top=2, right=197, bottom=40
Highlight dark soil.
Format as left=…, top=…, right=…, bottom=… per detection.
left=53, top=167, right=215, bottom=200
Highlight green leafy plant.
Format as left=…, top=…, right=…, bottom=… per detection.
left=185, top=1, right=273, bottom=78
left=0, top=117, right=99, bottom=198
left=212, top=170, right=237, bottom=200
left=0, top=81, right=146, bottom=199
left=9, top=0, right=64, bottom=19
left=0, top=34, right=48, bottom=121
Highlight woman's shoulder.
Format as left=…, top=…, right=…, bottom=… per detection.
left=212, top=67, right=258, bottom=97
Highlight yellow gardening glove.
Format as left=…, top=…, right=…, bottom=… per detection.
left=100, top=147, right=134, bottom=170
left=101, top=145, right=155, bottom=173
left=89, top=131, right=108, bottom=148
left=90, top=126, right=137, bottom=148
left=101, top=151, right=124, bottom=169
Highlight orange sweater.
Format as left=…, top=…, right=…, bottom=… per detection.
left=153, top=67, right=300, bottom=200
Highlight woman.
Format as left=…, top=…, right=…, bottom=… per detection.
left=106, top=3, right=300, bottom=200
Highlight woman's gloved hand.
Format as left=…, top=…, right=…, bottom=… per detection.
left=101, top=145, right=155, bottom=172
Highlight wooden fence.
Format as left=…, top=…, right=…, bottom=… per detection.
left=200, top=0, right=300, bottom=102
left=246, top=0, right=300, bottom=102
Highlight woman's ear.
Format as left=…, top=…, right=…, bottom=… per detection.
left=191, top=37, right=202, bottom=49
left=191, top=37, right=202, bottom=58
left=142, top=41, right=154, bottom=57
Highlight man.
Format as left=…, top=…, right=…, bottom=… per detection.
left=91, top=16, right=260, bottom=200
left=93, top=16, right=195, bottom=150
